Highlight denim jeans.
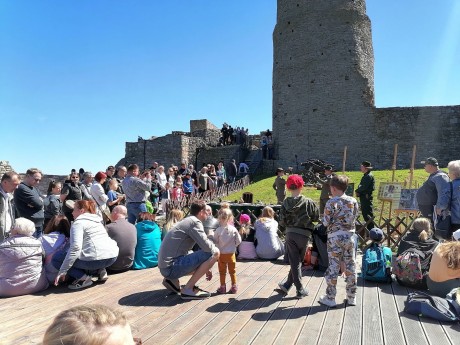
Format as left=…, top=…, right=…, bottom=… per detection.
left=52, top=248, right=117, bottom=280
left=160, top=250, right=212, bottom=280
left=126, top=202, right=147, bottom=224
left=33, top=225, right=43, bottom=239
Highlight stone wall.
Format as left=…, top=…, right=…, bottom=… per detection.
left=272, top=0, right=376, bottom=171
left=0, top=161, right=14, bottom=177
left=270, top=0, right=460, bottom=172
left=190, top=119, right=221, bottom=146
left=124, top=134, right=196, bottom=170
left=196, top=145, right=243, bottom=170
left=374, top=106, right=460, bottom=169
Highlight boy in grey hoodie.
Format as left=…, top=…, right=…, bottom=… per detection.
left=278, top=174, right=319, bottom=298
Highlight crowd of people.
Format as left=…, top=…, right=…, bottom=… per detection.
left=219, top=123, right=250, bottom=147
left=1, top=157, right=459, bottom=310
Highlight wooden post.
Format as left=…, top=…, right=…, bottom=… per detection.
left=342, top=146, right=347, bottom=174
left=391, top=144, right=398, bottom=182
left=388, top=143, right=398, bottom=232
left=409, top=145, right=416, bottom=189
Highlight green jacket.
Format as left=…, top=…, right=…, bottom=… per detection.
left=279, top=195, right=319, bottom=235
left=355, top=171, right=375, bottom=197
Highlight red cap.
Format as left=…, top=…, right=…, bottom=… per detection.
left=286, top=174, right=304, bottom=190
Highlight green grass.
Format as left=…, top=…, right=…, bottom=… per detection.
left=224, top=169, right=429, bottom=222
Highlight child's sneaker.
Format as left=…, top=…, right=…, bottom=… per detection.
left=216, top=285, right=226, bottom=294
left=296, top=287, right=309, bottom=299
left=229, top=284, right=238, bottom=294
left=318, top=295, right=337, bottom=307
left=278, top=281, right=291, bottom=294
left=347, top=296, right=357, bottom=306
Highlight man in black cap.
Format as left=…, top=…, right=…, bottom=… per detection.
left=355, top=161, right=375, bottom=230
left=416, top=157, right=449, bottom=219
left=315, top=165, right=334, bottom=214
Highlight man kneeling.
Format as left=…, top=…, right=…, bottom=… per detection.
left=158, top=200, right=220, bottom=300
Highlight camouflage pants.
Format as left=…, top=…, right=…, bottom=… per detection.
left=325, top=233, right=357, bottom=300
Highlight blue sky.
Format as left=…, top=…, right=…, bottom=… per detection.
left=1, top=0, right=459, bottom=175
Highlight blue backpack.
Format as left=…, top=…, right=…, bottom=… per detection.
left=404, top=291, right=460, bottom=322
left=362, top=242, right=392, bottom=283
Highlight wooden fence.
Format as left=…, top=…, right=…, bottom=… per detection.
left=165, top=175, right=418, bottom=251
left=355, top=215, right=418, bottom=250
left=165, top=175, right=251, bottom=214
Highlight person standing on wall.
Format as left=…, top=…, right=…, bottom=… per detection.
left=355, top=161, right=375, bottom=231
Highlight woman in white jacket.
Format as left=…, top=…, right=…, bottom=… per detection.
left=90, top=171, right=110, bottom=219
left=54, top=200, right=119, bottom=290
left=254, top=206, right=285, bottom=260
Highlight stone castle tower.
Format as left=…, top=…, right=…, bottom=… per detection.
left=273, top=0, right=376, bottom=169
left=272, top=0, right=460, bottom=170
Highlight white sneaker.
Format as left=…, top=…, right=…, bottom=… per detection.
left=347, top=297, right=357, bottom=306
left=98, top=268, right=108, bottom=282
left=318, top=295, right=337, bottom=308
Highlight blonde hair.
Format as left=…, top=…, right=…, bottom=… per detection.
left=43, top=304, right=131, bottom=345
left=164, top=209, right=184, bottom=232
left=257, top=206, right=275, bottom=224
left=261, top=206, right=275, bottom=219
left=437, top=241, right=460, bottom=270
left=239, top=223, right=251, bottom=236
left=220, top=202, right=230, bottom=210
left=218, top=208, right=233, bottom=224
left=410, top=217, right=432, bottom=241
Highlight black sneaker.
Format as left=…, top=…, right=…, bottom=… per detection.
left=296, top=287, right=309, bottom=299
left=278, top=282, right=291, bottom=294
left=162, top=278, right=180, bottom=294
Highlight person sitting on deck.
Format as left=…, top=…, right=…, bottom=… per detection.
left=158, top=200, right=220, bottom=300
left=53, top=200, right=119, bottom=290
left=255, top=206, right=285, bottom=260
left=427, top=239, right=460, bottom=297
left=106, top=206, right=137, bottom=273
left=132, top=212, right=162, bottom=270
left=0, top=218, right=49, bottom=297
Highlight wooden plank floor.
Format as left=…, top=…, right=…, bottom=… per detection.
left=1, top=259, right=459, bottom=345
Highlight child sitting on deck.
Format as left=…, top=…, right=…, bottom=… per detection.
left=237, top=213, right=257, bottom=260
left=214, top=208, right=242, bottom=294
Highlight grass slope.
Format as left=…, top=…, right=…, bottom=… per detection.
left=224, top=168, right=430, bottom=222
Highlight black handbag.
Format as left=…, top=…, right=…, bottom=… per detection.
left=435, top=182, right=452, bottom=240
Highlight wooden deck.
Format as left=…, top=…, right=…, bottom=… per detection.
left=1, top=259, right=459, bottom=345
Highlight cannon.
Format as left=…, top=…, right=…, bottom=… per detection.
left=300, top=159, right=334, bottom=186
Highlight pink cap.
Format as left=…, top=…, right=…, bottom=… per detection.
left=239, top=214, right=250, bottom=223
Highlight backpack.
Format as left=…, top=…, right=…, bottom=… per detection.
left=404, top=291, right=460, bottom=322
left=362, top=242, right=392, bottom=283
left=393, top=248, right=428, bottom=289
